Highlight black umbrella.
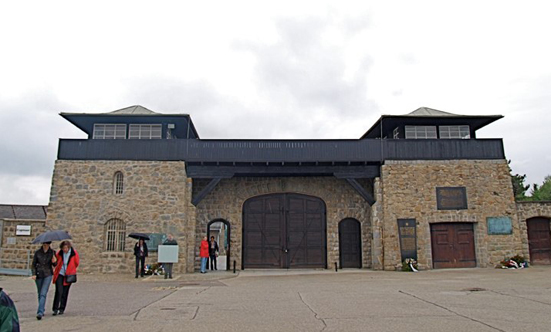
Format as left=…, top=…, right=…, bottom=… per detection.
left=32, top=230, right=72, bottom=244
left=128, top=232, right=150, bottom=240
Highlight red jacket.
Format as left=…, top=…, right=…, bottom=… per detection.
left=53, top=248, right=80, bottom=286
left=200, top=240, right=209, bottom=258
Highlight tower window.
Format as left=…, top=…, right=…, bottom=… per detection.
left=114, top=172, right=124, bottom=195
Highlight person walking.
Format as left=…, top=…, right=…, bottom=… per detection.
left=209, top=236, right=219, bottom=271
left=31, top=241, right=57, bottom=320
left=162, top=234, right=177, bottom=279
left=52, top=241, right=79, bottom=316
left=200, top=236, right=209, bottom=273
left=133, top=238, right=148, bottom=278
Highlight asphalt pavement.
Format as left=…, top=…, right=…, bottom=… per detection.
left=2, top=266, right=551, bottom=332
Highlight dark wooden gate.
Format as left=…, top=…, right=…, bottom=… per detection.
left=243, top=194, right=326, bottom=269
left=430, top=223, right=476, bottom=268
left=527, top=218, right=551, bottom=265
left=339, top=219, right=362, bottom=268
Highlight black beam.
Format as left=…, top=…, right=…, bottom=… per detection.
left=192, top=178, right=223, bottom=206
left=345, top=178, right=376, bottom=206
left=186, top=165, right=380, bottom=178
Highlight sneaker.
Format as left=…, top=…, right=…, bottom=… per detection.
left=36, top=314, right=42, bottom=320
left=59, top=310, right=64, bottom=315
left=53, top=310, right=58, bottom=316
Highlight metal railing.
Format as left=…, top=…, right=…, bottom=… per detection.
left=0, top=248, right=32, bottom=276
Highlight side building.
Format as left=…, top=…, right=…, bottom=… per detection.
left=44, top=105, right=547, bottom=273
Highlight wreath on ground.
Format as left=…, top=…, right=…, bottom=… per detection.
left=498, top=255, right=528, bottom=269
left=401, top=258, right=419, bottom=272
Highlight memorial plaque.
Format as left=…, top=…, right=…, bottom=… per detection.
left=145, top=233, right=167, bottom=252
left=487, top=217, right=512, bottom=235
left=436, top=187, right=467, bottom=210
left=398, top=219, right=417, bottom=260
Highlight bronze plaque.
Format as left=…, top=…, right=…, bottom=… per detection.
left=436, top=187, right=467, bottom=210
left=398, top=219, right=417, bottom=260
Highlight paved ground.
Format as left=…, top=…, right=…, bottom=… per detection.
left=2, top=266, right=551, bottom=332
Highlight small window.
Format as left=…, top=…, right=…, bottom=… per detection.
left=93, top=124, right=126, bottom=139
left=393, top=127, right=400, bottom=139
left=439, top=125, right=470, bottom=139
left=128, top=124, right=162, bottom=139
left=105, top=218, right=126, bottom=251
left=114, top=172, right=124, bottom=195
left=405, top=126, right=437, bottom=139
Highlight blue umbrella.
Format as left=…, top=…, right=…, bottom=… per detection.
left=32, top=230, right=72, bottom=244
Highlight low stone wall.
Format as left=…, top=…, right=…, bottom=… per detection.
left=0, top=219, right=46, bottom=270
left=379, top=160, right=524, bottom=270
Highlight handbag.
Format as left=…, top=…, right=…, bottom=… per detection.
left=65, top=274, right=77, bottom=283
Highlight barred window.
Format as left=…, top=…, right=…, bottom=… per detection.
left=105, top=218, right=126, bottom=251
left=93, top=124, right=127, bottom=139
left=128, top=124, right=162, bottom=139
left=114, top=172, right=124, bottom=195
left=405, top=126, right=437, bottom=139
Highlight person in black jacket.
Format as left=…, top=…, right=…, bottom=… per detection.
left=209, top=236, right=219, bottom=271
left=31, top=242, right=56, bottom=320
left=162, top=234, right=178, bottom=279
left=133, top=239, right=148, bottom=278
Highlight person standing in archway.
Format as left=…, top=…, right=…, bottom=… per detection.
left=200, top=236, right=209, bottom=273
left=209, top=236, right=219, bottom=271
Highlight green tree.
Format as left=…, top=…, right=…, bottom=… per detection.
left=530, top=176, right=551, bottom=201
left=508, top=160, right=530, bottom=200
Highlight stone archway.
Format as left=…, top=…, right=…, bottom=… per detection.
left=207, top=219, right=231, bottom=271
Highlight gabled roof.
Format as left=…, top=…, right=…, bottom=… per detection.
left=0, top=205, right=47, bottom=220
left=361, top=107, right=503, bottom=139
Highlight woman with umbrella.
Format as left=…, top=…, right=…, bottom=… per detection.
left=31, top=241, right=56, bottom=320
left=130, top=233, right=149, bottom=278
left=31, top=230, right=70, bottom=320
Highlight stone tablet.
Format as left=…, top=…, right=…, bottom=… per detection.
left=436, top=187, right=468, bottom=210
left=398, top=219, right=417, bottom=260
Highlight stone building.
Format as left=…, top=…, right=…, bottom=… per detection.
left=42, top=105, right=551, bottom=274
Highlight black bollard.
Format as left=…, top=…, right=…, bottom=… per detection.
left=233, top=260, right=236, bottom=273
left=335, top=262, right=338, bottom=272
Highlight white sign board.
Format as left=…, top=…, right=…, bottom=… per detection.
left=16, top=225, right=31, bottom=236
left=158, top=245, right=179, bottom=263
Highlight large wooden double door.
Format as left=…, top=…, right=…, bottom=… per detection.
left=430, top=223, right=476, bottom=268
left=243, top=194, right=327, bottom=269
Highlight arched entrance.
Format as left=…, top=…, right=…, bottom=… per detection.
left=527, top=217, right=551, bottom=265
left=339, top=218, right=362, bottom=268
left=207, top=219, right=231, bottom=271
left=242, top=193, right=326, bottom=269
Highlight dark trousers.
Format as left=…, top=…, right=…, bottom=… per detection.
left=209, top=255, right=217, bottom=270
left=164, top=263, right=173, bottom=278
left=136, top=256, right=146, bottom=277
left=52, top=276, right=72, bottom=312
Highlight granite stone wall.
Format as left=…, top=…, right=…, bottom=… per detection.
left=516, top=201, right=551, bottom=262
left=46, top=160, right=195, bottom=274
left=194, top=177, right=373, bottom=270
left=378, top=160, right=524, bottom=270
left=0, top=219, right=46, bottom=270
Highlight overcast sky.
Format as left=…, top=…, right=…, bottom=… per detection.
left=1, top=1, right=550, bottom=205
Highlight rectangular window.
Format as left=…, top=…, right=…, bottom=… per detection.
left=405, top=126, right=437, bottom=139
left=128, top=124, right=162, bottom=139
left=93, top=124, right=126, bottom=139
left=439, top=125, right=471, bottom=139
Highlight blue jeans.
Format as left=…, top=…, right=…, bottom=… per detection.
left=35, top=275, right=52, bottom=316
left=200, top=257, right=208, bottom=272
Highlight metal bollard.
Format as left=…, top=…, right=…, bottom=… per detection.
left=233, top=260, right=236, bottom=273
left=335, top=262, right=338, bottom=272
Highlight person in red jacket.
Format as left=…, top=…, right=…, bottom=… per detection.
left=52, top=241, right=80, bottom=316
left=199, top=236, right=209, bottom=273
